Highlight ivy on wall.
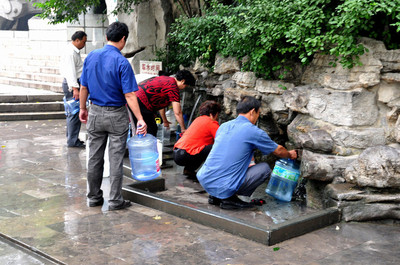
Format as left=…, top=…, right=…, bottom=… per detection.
left=159, top=0, right=400, bottom=78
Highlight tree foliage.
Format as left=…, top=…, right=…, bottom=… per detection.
left=160, top=0, right=400, bottom=78
left=31, top=0, right=204, bottom=24
left=31, top=0, right=145, bottom=24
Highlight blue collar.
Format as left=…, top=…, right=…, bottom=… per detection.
left=104, top=44, right=121, bottom=53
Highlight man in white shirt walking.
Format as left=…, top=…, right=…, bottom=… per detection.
left=60, top=31, right=87, bottom=147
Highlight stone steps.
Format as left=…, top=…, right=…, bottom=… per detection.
left=1, top=64, right=60, bottom=75
left=0, top=111, right=65, bottom=121
left=0, top=76, right=62, bottom=93
left=0, top=94, right=65, bottom=121
left=0, top=70, right=63, bottom=84
left=0, top=102, right=64, bottom=113
left=2, top=57, right=61, bottom=68
left=1, top=45, right=64, bottom=93
left=0, top=94, right=63, bottom=103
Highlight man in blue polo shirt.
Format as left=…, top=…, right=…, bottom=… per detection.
left=79, top=22, right=147, bottom=211
left=197, top=96, right=297, bottom=209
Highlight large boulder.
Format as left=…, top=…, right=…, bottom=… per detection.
left=255, top=80, right=295, bottom=94
left=344, top=146, right=400, bottom=188
left=341, top=202, right=400, bottom=221
left=232, top=72, right=257, bottom=88
left=369, top=37, right=400, bottom=73
left=287, top=114, right=386, bottom=155
left=377, top=77, right=400, bottom=105
left=282, top=85, right=311, bottom=114
left=262, top=94, right=289, bottom=125
left=331, top=127, right=386, bottom=150
left=300, top=150, right=357, bottom=182
left=307, top=87, right=379, bottom=126
left=213, top=54, right=240, bottom=74
left=396, top=118, right=400, bottom=142
left=223, top=87, right=260, bottom=116
left=284, top=86, right=379, bottom=126
left=302, top=38, right=383, bottom=90
left=324, top=183, right=400, bottom=221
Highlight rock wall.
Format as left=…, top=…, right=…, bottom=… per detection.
left=195, top=38, right=400, bottom=222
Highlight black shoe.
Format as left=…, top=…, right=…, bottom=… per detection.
left=109, top=200, right=132, bottom=211
left=68, top=143, right=85, bottom=148
left=208, top=195, right=221, bottom=206
left=88, top=198, right=104, bottom=207
left=220, top=195, right=255, bottom=210
left=186, top=174, right=199, bottom=182
left=183, top=169, right=198, bottom=182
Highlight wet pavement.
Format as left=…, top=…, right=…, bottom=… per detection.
left=1, top=87, right=400, bottom=264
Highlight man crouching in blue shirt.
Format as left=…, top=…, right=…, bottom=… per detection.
left=79, top=22, right=147, bottom=211
left=197, top=96, right=297, bottom=209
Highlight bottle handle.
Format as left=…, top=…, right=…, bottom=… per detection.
left=136, top=125, right=144, bottom=138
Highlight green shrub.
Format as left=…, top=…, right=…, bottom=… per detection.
left=160, top=0, right=400, bottom=78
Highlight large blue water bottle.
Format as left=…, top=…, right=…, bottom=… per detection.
left=127, top=133, right=161, bottom=181
left=63, top=97, right=80, bottom=115
left=265, top=159, right=300, bottom=202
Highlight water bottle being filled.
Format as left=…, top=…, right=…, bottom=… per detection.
left=127, top=132, right=161, bottom=181
left=163, top=125, right=171, bottom=146
left=265, top=158, right=300, bottom=202
left=165, top=107, right=177, bottom=131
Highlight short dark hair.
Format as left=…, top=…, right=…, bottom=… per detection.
left=106, top=22, right=129, bottom=42
left=71, top=31, right=87, bottom=41
left=175, top=70, right=196, bottom=86
left=236, top=96, right=261, bottom=114
left=198, top=100, right=221, bottom=116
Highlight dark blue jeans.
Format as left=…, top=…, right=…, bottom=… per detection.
left=62, top=79, right=82, bottom=147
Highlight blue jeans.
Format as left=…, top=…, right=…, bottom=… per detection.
left=86, top=104, right=129, bottom=207
left=62, top=79, right=82, bottom=147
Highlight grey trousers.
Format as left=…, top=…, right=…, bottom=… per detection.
left=86, top=104, right=129, bottom=207
left=237, top=162, right=271, bottom=197
left=62, top=79, right=82, bottom=147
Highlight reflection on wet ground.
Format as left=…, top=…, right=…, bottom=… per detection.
left=0, top=236, right=56, bottom=265
left=1, top=119, right=400, bottom=264
left=154, top=161, right=313, bottom=226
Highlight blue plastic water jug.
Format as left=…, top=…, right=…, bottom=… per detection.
left=127, top=133, right=161, bottom=181
left=265, top=159, right=300, bottom=202
left=63, top=97, right=80, bottom=115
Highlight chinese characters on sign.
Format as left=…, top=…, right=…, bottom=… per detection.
left=140, top=61, right=162, bottom=75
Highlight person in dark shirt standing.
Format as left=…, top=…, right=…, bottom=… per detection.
left=131, top=70, right=196, bottom=137
left=79, top=22, right=147, bottom=211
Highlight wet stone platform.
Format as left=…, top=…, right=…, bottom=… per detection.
left=122, top=144, right=339, bottom=245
